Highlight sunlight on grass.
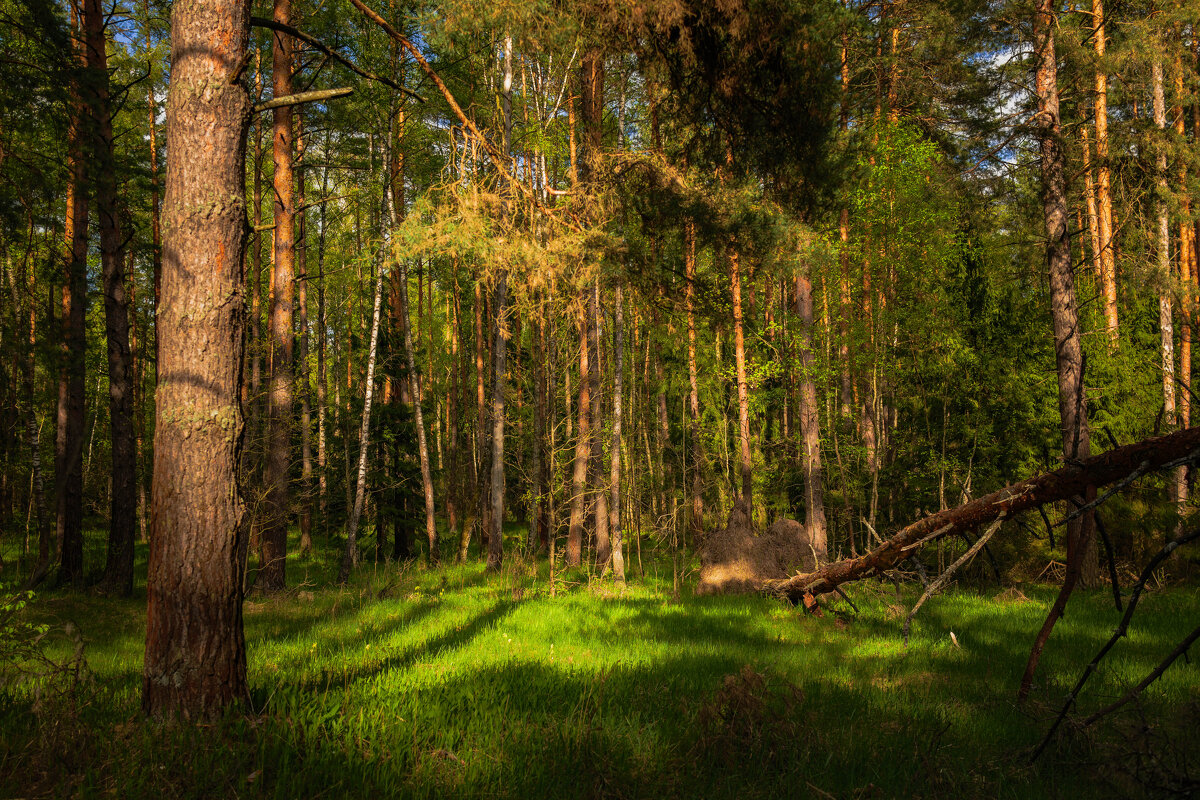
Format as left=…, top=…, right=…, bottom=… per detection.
left=4, top=532, right=1199, bottom=799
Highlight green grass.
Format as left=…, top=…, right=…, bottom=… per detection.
left=2, top=526, right=1198, bottom=798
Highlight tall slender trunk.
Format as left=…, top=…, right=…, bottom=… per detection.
left=566, top=310, right=591, bottom=567
left=685, top=220, right=703, bottom=540
left=340, top=179, right=394, bottom=582
left=796, top=262, right=828, bottom=559
left=261, top=0, right=295, bottom=591
left=143, top=0, right=250, bottom=718
left=1020, top=0, right=1098, bottom=699
left=487, top=270, right=508, bottom=571
left=1173, top=51, right=1191, bottom=507
left=297, top=121, right=313, bottom=555
left=591, top=282, right=610, bottom=567
left=52, top=6, right=87, bottom=587
left=610, top=286, right=625, bottom=583
left=1081, top=125, right=1102, bottom=281
left=316, top=154, right=329, bottom=524
left=1154, top=60, right=1180, bottom=509
left=731, top=245, right=752, bottom=505
left=1093, top=0, right=1118, bottom=345
left=486, top=34, right=514, bottom=572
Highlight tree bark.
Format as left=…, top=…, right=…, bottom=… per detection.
left=83, top=0, right=137, bottom=596
left=1153, top=58, right=1180, bottom=509
left=610, top=285, right=626, bottom=583
left=261, top=0, right=295, bottom=592
left=566, top=309, right=591, bottom=567
left=686, top=220, right=704, bottom=541
left=53, top=5, right=87, bottom=587
left=731, top=245, right=752, bottom=505
left=297, top=118, right=313, bottom=555
left=143, top=0, right=251, bottom=719
left=796, top=262, right=828, bottom=557
left=766, top=425, right=1200, bottom=603
left=340, top=182, right=392, bottom=582
left=1092, top=0, right=1118, bottom=345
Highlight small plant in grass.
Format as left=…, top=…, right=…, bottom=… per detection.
left=0, top=587, right=50, bottom=690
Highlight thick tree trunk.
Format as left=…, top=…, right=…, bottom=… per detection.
left=796, top=263, right=828, bottom=557
left=53, top=10, right=87, bottom=587
left=143, top=0, right=251, bottom=719
left=261, top=0, right=295, bottom=591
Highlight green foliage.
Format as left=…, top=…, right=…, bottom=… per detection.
left=0, top=588, right=49, bottom=689
left=4, top=529, right=1200, bottom=798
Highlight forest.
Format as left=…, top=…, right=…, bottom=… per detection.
left=1, top=0, right=1199, bottom=795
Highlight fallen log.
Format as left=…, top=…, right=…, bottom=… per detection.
left=763, top=426, right=1200, bottom=605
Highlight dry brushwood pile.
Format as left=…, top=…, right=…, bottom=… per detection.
left=697, top=500, right=827, bottom=595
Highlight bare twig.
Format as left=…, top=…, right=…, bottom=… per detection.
left=1030, top=527, right=1200, bottom=761
left=903, top=516, right=1005, bottom=645
left=250, top=16, right=424, bottom=101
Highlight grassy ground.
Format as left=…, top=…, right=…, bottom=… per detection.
left=1, top=525, right=1198, bottom=799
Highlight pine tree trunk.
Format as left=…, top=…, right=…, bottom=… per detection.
left=85, top=0, right=137, bottom=596
left=1153, top=59, right=1181, bottom=510
left=487, top=270, right=508, bottom=571
left=1020, top=0, right=1100, bottom=693
left=731, top=246, right=752, bottom=505
left=297, top=127, right=313, bottom=555
left=591, top=282, right=610, bottom=568
left=1173, top=54, right=1191, bottom=506
left=796, top=263, right=828, bottom=558
left=610, top=286, right=626, bottom=583
left=685, top=220, right=704, bottom=540
left=567, top=310, right=591, bottom=567
left=1093, top=0, right=1118, bottom=345
left=52, top=7, right=87, bottom=587
left=261, top=0, right=295, bottom=591
left=143, top=0, right=251, bottom=718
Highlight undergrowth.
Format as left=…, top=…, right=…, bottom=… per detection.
left=1, top=528, right=1198, bottom=799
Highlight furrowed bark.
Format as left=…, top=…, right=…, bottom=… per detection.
left=143, top=0, right=251, bottom=719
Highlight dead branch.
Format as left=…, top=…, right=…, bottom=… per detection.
left=249, top=16, right=423, bottom=102
left=903, top=516, right=1005, bottom=645
left=1030, top=527, right=1200, bottom=761
left=763, top=426, right=1200, bottom=605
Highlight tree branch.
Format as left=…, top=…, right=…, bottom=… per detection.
left=763, top=426, right=1200, bottom=604
left=249, top=16, right=423, bottom=102
left=254, top=87, right=353, bottom=113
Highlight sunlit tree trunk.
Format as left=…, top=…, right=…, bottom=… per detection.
left=610, top=286, right=626, bottom=583
left=685, top=220, right=703, bottom=540
left=1153, top=59, right=1181, bottom=510
left=1093, top=0, right=1118, bottom=345
left=731, top=244, right=752, bottom=505
left=143, top=0, right=251, bottom=719
left=297, top=117, right=313, bottom=556
left=261, top=0, right=295, bottom=591
left=796, top=262, right=828, bottom=558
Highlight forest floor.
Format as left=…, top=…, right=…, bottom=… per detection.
left=2, top=525, right=1199, bottom=799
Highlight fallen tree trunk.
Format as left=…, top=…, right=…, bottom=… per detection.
left=764, top=426, right=1200, bottom=604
